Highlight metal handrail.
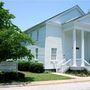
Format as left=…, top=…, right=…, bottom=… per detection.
left=74, top=58, right=90, bottom=66
left=56, top=60, right=65, bottom=67
left=84, top=60, right=90, bottom=66
left=62, top=58, right=72, bottom=66
left=56, top=58, right=72, bottom=72
left=56, top=59, right=66, bottom=72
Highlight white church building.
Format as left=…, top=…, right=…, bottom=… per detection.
left=25, top=5, right=90, bottom=72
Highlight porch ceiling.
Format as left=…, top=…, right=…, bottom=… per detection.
left=62, top=22, right=90, bottom=32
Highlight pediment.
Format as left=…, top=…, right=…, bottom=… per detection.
left=47, top=5, right=85, bottom=24
left=76, top=14, right=90, bottom=24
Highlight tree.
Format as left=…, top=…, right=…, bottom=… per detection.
left=0, top=2, right=34, bottom=62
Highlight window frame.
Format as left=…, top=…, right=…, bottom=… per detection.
left=30, top=32, right=32, bottom=38
left=35, top=48, right=38, bottom=59
left=51, top=48, right=57, bottom=60
left=36, top=30, right=39, bottom=41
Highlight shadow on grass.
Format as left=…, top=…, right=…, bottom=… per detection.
left=0, top=77, right=35, bottom=83
left=24, top=77, right=35, bottom=82
left=0, top=72, right=35, bottom=84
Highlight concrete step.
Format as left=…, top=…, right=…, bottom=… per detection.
left=85, top=66, right=90, bottom=72
left=57, top=66, right=69, bottom=73
left=69, top=66, right=85, bottom=70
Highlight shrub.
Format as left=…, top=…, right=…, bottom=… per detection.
left=66, top=69, right=90, bottom=77
left=0, top=72, right=25, bottom=82
left=29, top=62, right=44, bottom=73
left=18, top=61, right=44, bottom=73
left=18, top=61, right=29, bottom=71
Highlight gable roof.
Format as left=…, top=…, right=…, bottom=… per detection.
left=62, top=13, right=90, bottom=26
left=24, top=5, right=85, bottom=33
left=75, top=13, right=90, bottom=22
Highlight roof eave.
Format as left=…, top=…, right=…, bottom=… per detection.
left=24, top=5, right=85, bottom=33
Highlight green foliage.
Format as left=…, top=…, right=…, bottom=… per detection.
left=18, top=61, right=30, bottom=71
left=0, top=2, right=34, bottom=61
left=29, top=62, right=44, bottom=73
left=0, top=28, right=34, bottom=61
left=0, top=2, right=15, bottom=29
left=18, top=61, right=44, bottom=73
left=66, top=69, right=90, bottom=77
left=0, top=72, right=25, bottom=82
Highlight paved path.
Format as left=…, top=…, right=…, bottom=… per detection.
left=0, top=82, right=90, bottom=90
left=52, top=72, right=80, bottom=78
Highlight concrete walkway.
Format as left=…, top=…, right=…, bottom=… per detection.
left=52, top=72, right=80, bottom=78
left=29, top=76, right=90, bottom=86
left=1, top=82, right=90, bottom=90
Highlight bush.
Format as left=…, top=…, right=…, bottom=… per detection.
left=18, top=61, right=44, bottom=73
left=18, top=61, right=30, bottom=71
left=66, top=69, right=90, bottom=77
left=29, top=62, right=44, bottom=73
left=0, top=72, right=25, bottom=82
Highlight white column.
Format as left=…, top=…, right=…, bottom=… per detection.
left=81, top=30, right=85, bottom=67
left=73, top=29, right=77, bottom=67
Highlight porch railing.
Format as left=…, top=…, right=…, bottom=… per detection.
left=62, top=58, right=72, bottom=66
left=56, top=58, right=72, bottom=72
left=84, top=59, right=90, bottom=72
left=56, top=58, right=90, bottom=73
left=76, top=58, right=90, bottom=66
left=84, top=60, right=90, bottom=66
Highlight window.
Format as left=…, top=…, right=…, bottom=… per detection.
left=36, top=48, right=38, bottom=59
left=36, top=30, right=39, bottom=41
left=51, top=48, right=57, bottom=60
left=30, top=32, right=32, bottom=38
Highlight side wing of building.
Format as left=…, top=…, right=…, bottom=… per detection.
left=25, top=24, right=46, bottom=64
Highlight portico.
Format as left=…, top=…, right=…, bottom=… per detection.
left=63, top=21, right=90, bottom=67
left=72, top=29, right=85, bottom=67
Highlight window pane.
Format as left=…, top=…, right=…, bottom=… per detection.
left=30, top=32, right=32, bottom=37
left=37, top=30, right=39, bottom=41
left=36, top=48, right=38, bottom=59
left=51, top=48, right=57, bottom=60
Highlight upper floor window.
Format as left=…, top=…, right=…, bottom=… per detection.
left=36, top=48, right=38, bottom=59
left=30, top=32, right=32, bottom=38
left=51, top=48, right=57, bottom=60
left=29, top=30, right=39, bottom=41
left=36, top=30, right=39, bottom=41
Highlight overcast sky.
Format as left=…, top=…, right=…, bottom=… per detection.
left=2, top=0, right=90, bottom=31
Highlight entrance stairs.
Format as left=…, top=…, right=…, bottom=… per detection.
left=56, top=58, right=90, bottom=73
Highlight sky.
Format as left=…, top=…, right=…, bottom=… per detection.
left=1, top=0, right=90, bottom=31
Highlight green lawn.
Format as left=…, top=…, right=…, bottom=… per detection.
left=23, top=72, right=71, bottom=82
left=0, top=71, right=71, bottom=83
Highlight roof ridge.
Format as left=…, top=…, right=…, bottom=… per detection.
left=24, top=5, right=85, bottom=32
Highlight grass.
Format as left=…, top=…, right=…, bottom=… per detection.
left=0, top=71, right=71, bottom=84
left=23, top=72, right=71, bottom=82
